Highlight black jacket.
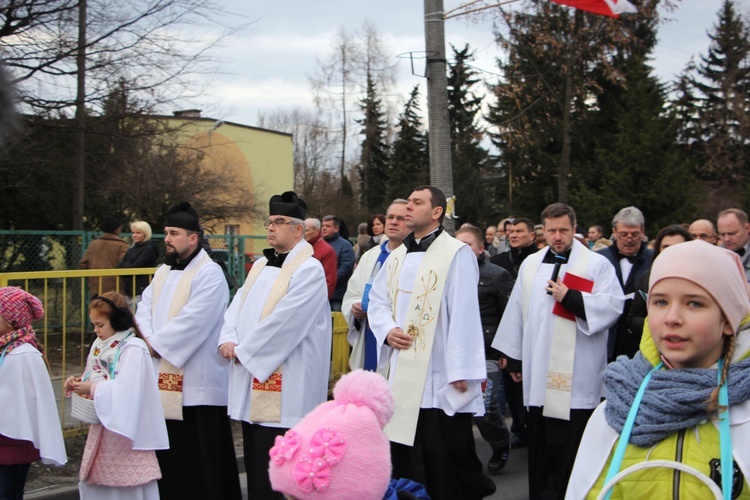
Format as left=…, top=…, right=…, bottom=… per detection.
left=596, top=244, right=654, bottom=360
left=491, top=244, right=538, bottom=280
left=478, top=254, right=513, bottom=361
left=117, top=240, right=159, bottom=296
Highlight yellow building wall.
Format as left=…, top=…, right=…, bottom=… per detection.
left=164, top=117, right=293, bottom=235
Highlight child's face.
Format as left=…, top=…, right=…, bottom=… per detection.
left=90, top=310, right=116, bottom=341
left=648, top=277, right=733, bottom=369
left=0, top=317, right=13, bottom=335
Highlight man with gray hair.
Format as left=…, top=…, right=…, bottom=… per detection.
left=597, top=206, right=653, bottom=360
left=717, top=208, right=750, bottom=282
left=304, top=217, right=337, bottom=299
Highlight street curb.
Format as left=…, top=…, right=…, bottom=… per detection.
left=25, top=455, right=247, bottom=499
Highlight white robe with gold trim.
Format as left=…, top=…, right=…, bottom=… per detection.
left=219, top=239, right=332, bottom=428
left=368, top=244, right=486, bottom=415
left=135, top=248, right=230, bottom=407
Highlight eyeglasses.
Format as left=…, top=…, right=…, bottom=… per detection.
left=264, top=218, right=296, bottom=229
left=616, top=231, right=642, bottom=241
left=386, top=215, right=406, bottom=222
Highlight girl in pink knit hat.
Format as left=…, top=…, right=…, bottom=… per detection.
left=268, top=369, right=430, bottom=499
left=65, top=292, right=168, bottom=499
left=567, top=240, right=750, bottom=499
left=0, top=286, right=66, bottom=499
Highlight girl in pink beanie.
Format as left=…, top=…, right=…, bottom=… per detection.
left=0, top=287, right=67, bottom=498
left=268, top=369, right=429, bottom=499
left=567, top=240, right=750, bottom=499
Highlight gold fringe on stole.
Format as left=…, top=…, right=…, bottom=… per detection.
left=239, top=243, right=314, bottom=423
left=150, top=253, right=213, bottom=420
left=383, top=232, right=463, bottom=446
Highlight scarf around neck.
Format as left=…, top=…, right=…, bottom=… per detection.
left=604, top=351, right=750, bottom=447
left=0, top=325, right=41, bottom=354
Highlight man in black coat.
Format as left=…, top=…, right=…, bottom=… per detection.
left=491, top=218, right=539, bottom=279
left=596, top=206, right=653, bottom=361
left=456, top=226, right=513, bottom=474
left=490, top=217, right=537, bottom=449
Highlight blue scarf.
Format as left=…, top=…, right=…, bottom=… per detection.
left=604, top=352, right=750, bottom=447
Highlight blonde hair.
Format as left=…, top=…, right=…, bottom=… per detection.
left=130, top=221, right=152, bottom=241
left=707, top=334, right=735, bottom=416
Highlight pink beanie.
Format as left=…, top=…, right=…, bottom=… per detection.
left=268, top=370, right=394, bottom=499
left=0, top=287, right=44, bottom=329
left=649, top=240, right=750, bottom=334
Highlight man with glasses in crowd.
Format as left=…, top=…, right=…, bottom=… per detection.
left=596, top=206, right=654, bottom=360
left=219, top=191, right=331, bottom=499
left=688, top=219, right=719, bottom=245
left=342, top=199, right=410, bottom=373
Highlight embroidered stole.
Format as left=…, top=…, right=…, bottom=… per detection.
left=521, top=243, right=590, bottom=421
left=384, top=232, right=463, bottom=446
left=151, top=252, right=213, bottom=420
left=240, top=242, right=314, bottom=422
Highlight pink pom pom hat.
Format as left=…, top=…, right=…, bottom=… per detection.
left=268, top=369, right=395, bottom=499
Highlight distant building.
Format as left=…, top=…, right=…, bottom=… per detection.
left=162, top=110, right=293, bottom=235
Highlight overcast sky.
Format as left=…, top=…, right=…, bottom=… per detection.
left=192, top=0, right=736, bottom=127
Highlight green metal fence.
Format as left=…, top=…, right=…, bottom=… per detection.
left=0, top=230, right=268, bottom=289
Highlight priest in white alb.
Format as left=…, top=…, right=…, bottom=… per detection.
left=219, top=191, right=331, bottom=499
left=135, top=201, right=240, bottom=500
left=492, top=202, right=624, bottom=500
left=367, top=185, right=496, bottom=500
left=341, top=198, right=410, bottom=373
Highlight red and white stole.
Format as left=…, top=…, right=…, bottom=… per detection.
left=150, top=252, right=213, bottom=420
left=239, top=241, right=314, bottom=422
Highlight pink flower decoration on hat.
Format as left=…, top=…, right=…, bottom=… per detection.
left=293, top=457, right=331, bottom=492
left=269, top=430, right=300, bottom=465
left=308, top=428, right=346, bottom=465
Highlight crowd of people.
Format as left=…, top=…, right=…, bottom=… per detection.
left=3, top=192, right=750, bottom=500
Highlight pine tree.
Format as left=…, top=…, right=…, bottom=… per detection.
left=486, top=0, right=664, bottom=217
left=571, top=55, right=696, bottom=232
left=387, top=85, right=429, bottom=203
left=356, top=71, right=390, bottom=213
left=448, top=44, right=497, bottom=228
left=680, top=0, right=750, bottom=204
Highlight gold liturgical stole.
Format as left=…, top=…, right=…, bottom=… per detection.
left=520, top=244, right=590, bottom=421
left=151, top=252, right=213, bottom=421
left=240, top=242, right=314, bottom=423
left=384, top=231, right=463, bottom=446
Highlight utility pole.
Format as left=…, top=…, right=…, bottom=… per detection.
left=424, top=0, right=455, bottom=233
left=72, top=0, right=86, bottom=230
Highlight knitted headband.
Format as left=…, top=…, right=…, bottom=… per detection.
left=649, top=240, right=750, bottom=334
left=268, top=370, right=394, bottom=499
left=0, top=286, right=44, bottom=329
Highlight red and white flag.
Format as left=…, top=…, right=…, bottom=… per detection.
left=550, top=0, right=638, bottom=17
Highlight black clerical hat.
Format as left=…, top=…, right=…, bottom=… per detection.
left=165, top=201, right=201, bottom=232
left=269, top=191, right=307, bottom=220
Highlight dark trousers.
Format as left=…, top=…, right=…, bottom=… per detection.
left=503, top=369, right=527, bottom=436
left=0, top=464, right=30, bottom=500
left=473, top=368, right=510, bottom=453
left=242, top=422, right=286, bottom=500
left=156, top=406, right=241, bottom=500
left=527, top=406, right=594, bottom=500
left=391, top=409, right=496, bottom=500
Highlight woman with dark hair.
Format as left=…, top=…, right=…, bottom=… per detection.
left=367, top=214, right=386, bottom=249
left=626, top=224, right=693, bottom=339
